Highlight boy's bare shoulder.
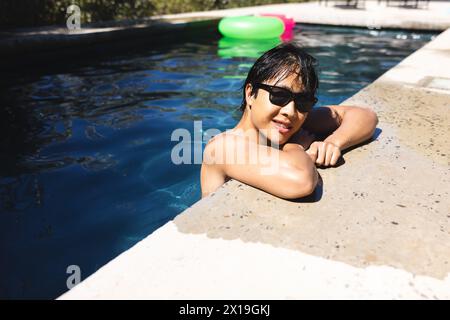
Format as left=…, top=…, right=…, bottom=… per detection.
left=205, top=131, right=226, bottom=145
left=203, top=130, right=247, bottom=164
left=204, top=130, right=244, bottom=148
left=203, top=131, right=227, bottom=165
left=203, top=132, right=225, bottom=156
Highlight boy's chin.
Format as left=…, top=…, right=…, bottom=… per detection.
left=274, top=132, right=291, bottom=144
left=268, top=134, right=286, bottom=147
left=258, top=129, right=290, bottom=146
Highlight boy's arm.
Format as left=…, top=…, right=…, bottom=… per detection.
left=201, top=134, right=318, bottom=199
left=298, top=105, right=378, bottom=166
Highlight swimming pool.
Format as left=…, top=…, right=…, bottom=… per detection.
left=0, top=23, right=435, bottom=298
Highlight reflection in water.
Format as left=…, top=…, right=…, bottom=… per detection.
left=0, top=24, right=435, bottom=298
left=218, top=37, right=282, bottom=58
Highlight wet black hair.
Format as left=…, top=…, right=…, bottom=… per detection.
left=240, top=42, right=319, bottom=112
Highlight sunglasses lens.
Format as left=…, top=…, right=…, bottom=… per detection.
left=296, top=103, right=311, bottom=113
left=295, top=97, right=316, bottom=113
left=269, top=89, right=291, bottom=107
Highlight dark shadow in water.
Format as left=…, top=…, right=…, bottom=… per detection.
left=0, top=94, right=47, bottom=177
left=0, top=20, right=221, bottom=88
left=0, top=20, right=220, bottom=177
left=0, top=21, right=224, bottom=299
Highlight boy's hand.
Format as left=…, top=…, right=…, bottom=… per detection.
left=306, top=141, right=341, bottom=167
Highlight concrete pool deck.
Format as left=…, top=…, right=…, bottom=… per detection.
left=157, top=0, right=450, bottom=30
left=59, top=24, right=450, bottom=299
left=1, top=0, right=450, bottom=62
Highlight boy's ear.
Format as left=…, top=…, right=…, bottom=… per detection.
left=245, top=83, right=255, bottom=105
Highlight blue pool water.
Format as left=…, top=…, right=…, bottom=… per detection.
left=0, top=24, right=435, bottom=298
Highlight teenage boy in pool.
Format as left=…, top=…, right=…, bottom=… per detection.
left=201, top=43, right=378, bottom=199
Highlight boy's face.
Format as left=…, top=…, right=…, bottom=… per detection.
left=246, top=72, right=308, bottom=146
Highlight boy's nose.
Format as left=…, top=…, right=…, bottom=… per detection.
left=280, top=100, right=296, bottom=117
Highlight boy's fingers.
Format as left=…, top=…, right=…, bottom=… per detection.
left=306, top=143, right=318, bottom=162
left=316, top=143, right=326, bottom=165
left=306, top=142, right=318, bottom=154
left=330, top=148, right=341, bottom=166
left=324, top=144, right=334, bottom=166
left=308, top=142, right=342, bottom=166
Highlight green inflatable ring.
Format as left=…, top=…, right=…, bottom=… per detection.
left=218, top=16, right=284, bottom=40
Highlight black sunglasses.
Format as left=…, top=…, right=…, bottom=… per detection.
left=254, top=83, right=317, bottom=113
